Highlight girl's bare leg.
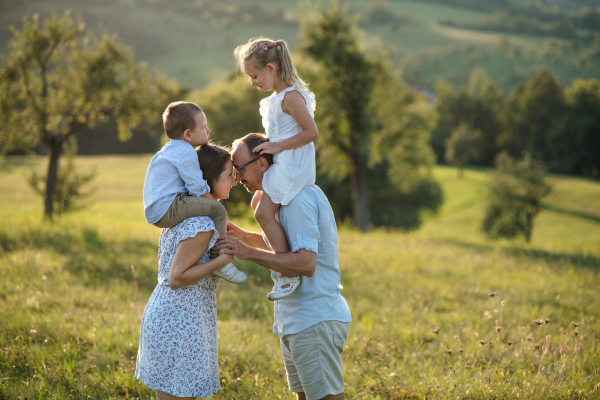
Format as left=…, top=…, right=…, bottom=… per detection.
left=254, top=191, right=290, bottom=254
left=255, top=192, right=296, bottom=281
left=251, top=190, right=262, bottom=212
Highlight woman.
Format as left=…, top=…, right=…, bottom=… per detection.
left=135, top=144, right=237, bottom=399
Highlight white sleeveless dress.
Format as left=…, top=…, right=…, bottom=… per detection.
left=259, top=83, right=316, bottom=205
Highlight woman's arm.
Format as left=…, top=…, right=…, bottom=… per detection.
left=168, top=231, right=234, bottom=290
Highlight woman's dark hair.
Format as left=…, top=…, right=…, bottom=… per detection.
left=196, top=144, right=231, bottom=193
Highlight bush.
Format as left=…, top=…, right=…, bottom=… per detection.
left=482, top=152, right=551, bottom=242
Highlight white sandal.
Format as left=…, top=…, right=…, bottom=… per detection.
left=267, top=276, right=302, bottom=301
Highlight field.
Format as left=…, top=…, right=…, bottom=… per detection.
left=1, top=0, right=598, bottom=92
left=1, top=155, right=599, bottom=399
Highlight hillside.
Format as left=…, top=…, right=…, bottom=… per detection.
left=1, top=0, right=598, bottom=91
left=1, top=155, right=599, bottom=398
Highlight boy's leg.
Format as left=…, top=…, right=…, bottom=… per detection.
left=155, top=195, right=246, bottom=284
left=155, top=194, right=227, bottom=235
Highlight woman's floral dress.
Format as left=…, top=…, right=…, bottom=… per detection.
left=135, top=217, right=221, bottom=397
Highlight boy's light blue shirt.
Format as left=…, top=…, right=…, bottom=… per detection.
left=271, top=185, right=352, bottom=335
left=143, top=139, right=210, bottom=224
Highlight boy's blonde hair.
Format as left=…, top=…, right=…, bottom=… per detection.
left=234, top=38, right=308, bottom=90
left=162, top=101, right=203, bottom=139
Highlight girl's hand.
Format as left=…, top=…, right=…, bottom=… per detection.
left=253, top=141, right=283, bottom=155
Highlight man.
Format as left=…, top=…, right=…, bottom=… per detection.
left=217, top=133, right=352, bottom=400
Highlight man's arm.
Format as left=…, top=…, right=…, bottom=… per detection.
left=225, top=221, right=269, bottom=250
left=217, top=235, right=317, bottom=277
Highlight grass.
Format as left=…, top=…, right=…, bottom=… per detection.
left=1, top=155, right=599, bottom=399
left=1, top=0, right=598, bottom=92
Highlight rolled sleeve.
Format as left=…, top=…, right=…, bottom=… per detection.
left=280, top=195, right=320, bottom=254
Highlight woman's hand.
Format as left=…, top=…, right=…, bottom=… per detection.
left=253, top=141, right=283, bottom=155
left=217, top=252, right=234, bottom=265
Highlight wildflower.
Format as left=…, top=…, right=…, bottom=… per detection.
left=30, top=329, right=36, bottom=334
left=571, top=322, right=579, bottom=328
left=574, top=330, right=579, bottom=337
left=487, top=291, right=497, bottom=298
left=501, top=300, right=506, bottom=306
left=459, top=348, right=464, bottom=353
left=478, top=340, right=487, bottom=345
left=496, top=326, right=503, bottom=333
left=454, top=335, right=459, bottom=340
left=432, top=327, right=440, bottom=334
left=507, top=340, right=514, bottom=346
left=534, top=344, right=540, bottom=350
left=544, top=319, right=551, bottom=325
left=533, top=320, right=544, bottom=326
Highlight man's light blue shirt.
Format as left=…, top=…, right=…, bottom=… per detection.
left=271, top=185, right=352, bottom=335
left=143, top=139, right=210, bottom=224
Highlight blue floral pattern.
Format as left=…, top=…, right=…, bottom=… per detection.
left=135, top=217, right=221, bottom=397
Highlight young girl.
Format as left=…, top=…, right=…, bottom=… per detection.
left=234, top=38, right=318, bottom=301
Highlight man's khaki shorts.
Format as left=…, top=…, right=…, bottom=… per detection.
left=280, top=320, right=350, bottom=400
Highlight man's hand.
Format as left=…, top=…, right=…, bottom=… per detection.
left=226, top=221, right=245, bottom=239
left=253, top=141, right=283, bottom=155
left=217, top=235, right=252, bottom=260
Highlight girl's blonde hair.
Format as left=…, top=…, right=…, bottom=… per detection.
left=234, top=37, right=308, bottom=90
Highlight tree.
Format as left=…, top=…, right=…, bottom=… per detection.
left=300, top=2, right=440, bottom=231
left=0, top=10, right=178, bottom=219
left=548, top=78, right=600, bottom=177
left=445, top=123, right=482, bottom=178
left=503, top=69, right=567, bottom=162
left=482, top=152, right=551, bottom=242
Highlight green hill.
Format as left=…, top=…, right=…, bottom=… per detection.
left=2, top=0, right=598, bottom=91
left=1, top=154, right=599, bottom=398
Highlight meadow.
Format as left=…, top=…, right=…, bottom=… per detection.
left=1, top=155, right=599, bottom=399
left=2, top=0, right=597, bottom=92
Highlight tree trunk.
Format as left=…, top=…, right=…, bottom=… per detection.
left=44, top=137, right=64, bottom=220
left=350, top=150, right=371, bottom=232
left=524, top=212, right=533, bottom=243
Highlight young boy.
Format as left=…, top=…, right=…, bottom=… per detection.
left=143, top=101, right=247, bottom=284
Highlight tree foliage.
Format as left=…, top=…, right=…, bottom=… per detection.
left=444, top=123, right=482, bottom=178
left=27, top=137, right=95, bottom=216
left=483, top=152, right=552, bottom=242
left=0, top=10, right=179, bottom=219
left=300, top=2, right=441, bottom=231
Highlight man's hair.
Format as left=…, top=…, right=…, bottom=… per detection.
left=196, top=144, right=231, bottom=193
left=233, top=133, right=274, bottom=166
left=162, top=101, right=203, bottom=139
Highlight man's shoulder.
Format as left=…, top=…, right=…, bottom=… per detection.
left=285, top=185, right=330, bottom=211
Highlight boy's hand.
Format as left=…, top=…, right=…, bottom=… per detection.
left=253, top=141, right=283, bottom=155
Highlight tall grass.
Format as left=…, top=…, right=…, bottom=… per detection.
left=1, top=156, right=599, bottom=399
